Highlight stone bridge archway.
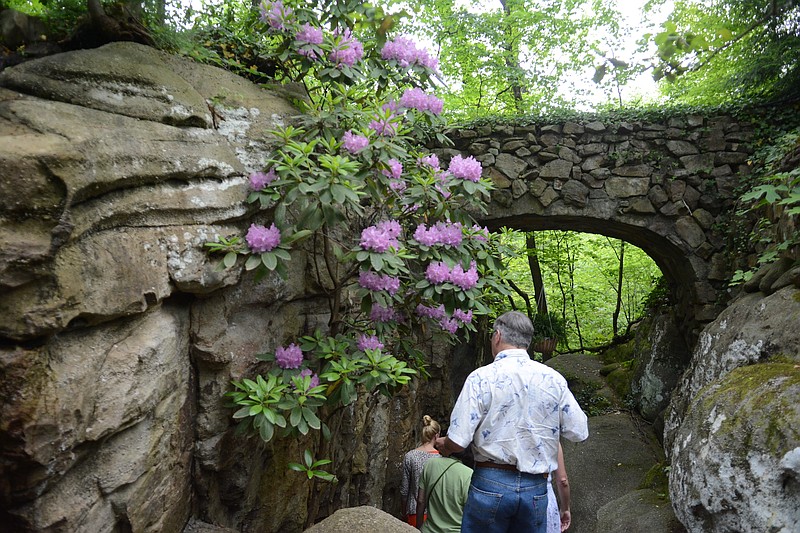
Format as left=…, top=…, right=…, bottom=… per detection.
left=439, top=114, right=758, bottom=340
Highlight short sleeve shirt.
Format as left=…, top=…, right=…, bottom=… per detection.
left=401, top=449, right=439, bottom=515
left=446, top=349, right=588, bottom=475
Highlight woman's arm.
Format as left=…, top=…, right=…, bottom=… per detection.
left=555, top=443, right=571, bottom=531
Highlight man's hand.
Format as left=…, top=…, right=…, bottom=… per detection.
left=433, top=436, right=464, bottom=457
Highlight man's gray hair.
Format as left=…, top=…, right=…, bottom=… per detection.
left=494, top=311, right=535, bottom=349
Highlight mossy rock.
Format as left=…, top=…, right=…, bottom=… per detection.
left=606, top=365, right=633, bottom=399
left=600, top=340, right=636, bottom=365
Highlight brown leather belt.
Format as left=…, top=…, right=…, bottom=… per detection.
left=474, top=461, right=548, bottom=478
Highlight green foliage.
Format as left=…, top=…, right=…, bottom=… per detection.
left=288, top=449, right=338, bottom=482
left=531, top=311, right=566, bottom=342
left=644, top=0, right=800, bottom=105
left=204, top=1, right=516, bottom=484
left=387, top=0, right=628, bottom=119
left=730, top=127, right=800, bottom=285
left=497, top=229, right=661, bottom=349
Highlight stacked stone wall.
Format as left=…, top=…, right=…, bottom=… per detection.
left=437, top=114, right=760, bottom=333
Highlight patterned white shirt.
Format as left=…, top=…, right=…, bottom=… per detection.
left=447, top=349, right=588, bottom=475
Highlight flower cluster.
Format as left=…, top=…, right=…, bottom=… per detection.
left=360, top=220, right=402, bottom=253
left=358, top=270, right=401, bottom=294
left=260, top=0, right=292, bottom=30
left=296, top=23, right=323, bottom=58
left=276, top=343, right=303, bottom=369
left=418, top=154, right=440, bottom=169
left=246, top=223, right=281, bottom=253
left=370, top=304, right=399, bottom=323
left=369, top=102, right=399, bottom=136
left=425, top=261, right=479, bottom=289
left=470, top=225, right=490, bottom=242
left=330, top=28, right=364, bottom=66
left=414, top=221, right=464, bottom=247
left=382, top=159, right=403, bottom=180
left=343, top=130, right=369, bottom=153
left=416, top=303, right=446, bottom=320
left=399, top=88, right=443, bottom=115
left=381, top=36, right=439, bottom=70
left=299, top=368, right=320, bottom=389
left=249, top=169, right=278, bottom=190
left=448, top=155, right=483, bottom=182
left=357, top=334, right=384, bottom=351
left=415, top=304, right=473, bottom=333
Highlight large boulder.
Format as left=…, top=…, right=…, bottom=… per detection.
left=669, top=363, right=800, bottom=533
left=665, top=285, right=800, bottom=532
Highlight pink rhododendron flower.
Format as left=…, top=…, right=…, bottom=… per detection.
left=357, top=334, right=384, bottom=351
left=343, top=130, right=369, bottom=153
left=448, top=154, right=482, bottom=182
left=296, top=23, right=323, bottom=45
left=399, top=88, right=444, bottom=115
left=370, top=304, right=397, bottom=323
left=416, top=303, right=446, bottom=320
left=450, top=261, right=479, bottom=290
left=275, top=343, right=303, bottom=369
left=249, top=169, right=277, bottom=190
left=246, top=223, right=281, bottom=253
left=439, top=317, right=460, bottom=334
left=295, top=23, right=323, bottom=58
left=413, top=221, right=463, bottom=247
left=453, top=309, right=473, bottom=324
left=329, top=28, right=364, bottom=66
left=382, top=159, right=403, bottom=180
left=425, top=261, right=451, bottom=284
left=381, top=36, right=439, bottom=70
left=360, top=220, right=402, bottom=253
left=358, top=271, right=400, bottom=295
left=299, top=368, right=320, bottom=389
left=418, top=154, right=440, bottom=169
left=260, top=0, right=292, bottom=30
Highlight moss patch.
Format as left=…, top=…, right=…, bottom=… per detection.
left=695, top=363, right=800, bottom=457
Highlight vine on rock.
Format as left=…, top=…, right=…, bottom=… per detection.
left=205, top=0, right=512, bottom=493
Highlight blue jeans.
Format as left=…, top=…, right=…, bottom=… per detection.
left=460, top=467, right=548, bottom=533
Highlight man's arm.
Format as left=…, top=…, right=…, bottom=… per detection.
left=433, top=436, right=464, bottom=457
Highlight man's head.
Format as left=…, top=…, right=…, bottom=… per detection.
left=491, top=311, right=534, bottom=355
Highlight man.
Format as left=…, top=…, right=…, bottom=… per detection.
left=434, top=311, right=588, bottom=533
left=415, top=450, right=473, bottom=532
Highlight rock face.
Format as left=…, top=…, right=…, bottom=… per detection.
left=665, top=285, right=800, bottom=533
left=0, top=41, right=448, bottom=533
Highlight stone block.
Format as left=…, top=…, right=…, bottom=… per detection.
left=539, top=158, right=573, bottom=179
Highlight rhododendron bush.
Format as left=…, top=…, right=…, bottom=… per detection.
left=206, top=0, right=511, bottom=480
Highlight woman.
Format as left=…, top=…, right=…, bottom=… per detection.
left=547, top=443, right=571, bottom=532
left=400, top=415, right=441, bottom=527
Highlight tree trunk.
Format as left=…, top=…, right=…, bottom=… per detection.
left=612, top=240, right=625, bottom=336
left=526, top=232, right=548, bottom=315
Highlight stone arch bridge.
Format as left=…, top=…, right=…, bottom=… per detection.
left=438, top=114, right=758, bottom=340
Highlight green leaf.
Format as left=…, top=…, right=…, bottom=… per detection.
left=259, top=420, right=274, bottom=442
left=223, top=252, right=237, bottom=268
left=245, top=254, right=261, bottom=271
left=233, top=406, right=251, bottom=419
left=302, top=407, right=321, bottom=430
left=370, top=253, right=384, bottom=270
left=262, top=252, right=278, bottom=270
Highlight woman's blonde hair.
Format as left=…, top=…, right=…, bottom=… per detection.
left=421, top=415, right=440, bottom=443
